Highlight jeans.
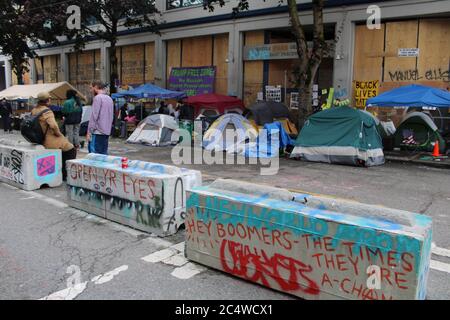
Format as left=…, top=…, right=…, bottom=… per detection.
left=62, top=148, right=77, bottom=181
left=88, top=134, right=109, bottom=155
left=65, top=124, right=80, bottom=147
left=120, top=121, right=127, bottom=138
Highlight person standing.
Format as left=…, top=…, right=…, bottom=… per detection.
left=31, top=92, right=76, bottom=181
left=118, top=103, right=129, bottom=138
left=87, top=81, right=114, bottom=155
left=0, top=98, right=13, bottom=133
left=62, top=90, right=83, bottom=149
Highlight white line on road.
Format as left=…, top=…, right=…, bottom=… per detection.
left=40, top=282, right=88, bottom=301
left=430, top=260, right=450, bottom=274
left=432, top=243, right=450, bottom=258
left=142, top=248, right=178, bottom=263
left=171, top=263, right=207, bottom=280
left=91, top=265, right=129, bottom=285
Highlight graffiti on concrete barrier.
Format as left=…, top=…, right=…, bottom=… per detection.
left=0, top=149, right=24, bottom=184
left=37, top=155, right=56, bottom=177
left=186, top=190, right=432, bottom=300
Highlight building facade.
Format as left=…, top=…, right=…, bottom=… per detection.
left=1, top=0, right=449, bottom=107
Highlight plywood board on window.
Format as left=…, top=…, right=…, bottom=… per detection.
left=182, top=36, right=213, bottom=67
left=418, top=19, right=450, bottom=83
left=166, top=39, right=182, bottom=85
left=213, top=34, right=229, bottom=95
left=243, top=31, right=265, bottom=106
left=384, top=20, right=419, bottom=82
left=145, top=42, right=155, bottom=83
left=35, top=58, right=44, bottom=84
left=353, top=24, right=385, bottom=82
left=43, top=55, right=60, bottom=83
left=120, top=44, right=145, bottom=86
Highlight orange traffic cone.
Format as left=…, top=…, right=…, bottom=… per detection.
left=432, top=140, right=442, bottom=157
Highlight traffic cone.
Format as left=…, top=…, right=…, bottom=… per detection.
left=432, top=140, right=442, bottom=157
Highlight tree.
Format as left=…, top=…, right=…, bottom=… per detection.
left=0, top=0, right=68, bottom=84
left=69, top=0, right=159, bottom=94
left=204, top=0, right=326, bottom=128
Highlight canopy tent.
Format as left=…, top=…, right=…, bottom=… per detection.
left=367, top=84, right=450, bottom=108
left=203, top=113, right=258, bottom=153
left=291, top=107, right=385, bottom=167
left=0, top=82, right=87, bottom=102
left=112, top=83, right=186, bottom=100
left=184, top=94, right=245, bottom=118
left=127, top=114, right=180, bottom=147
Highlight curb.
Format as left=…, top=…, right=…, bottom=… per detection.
left=386, top=156, right=450, bottom=170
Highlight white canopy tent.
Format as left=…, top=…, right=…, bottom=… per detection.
left=0, top=82, right=87, bottom=102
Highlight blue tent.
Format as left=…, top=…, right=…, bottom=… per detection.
left=367, top=84, right=450, bottom=108
left=112, top=83, right=186, bottom=100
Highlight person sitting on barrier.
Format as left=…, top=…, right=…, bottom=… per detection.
left=31, top=92, right=77, bottom=181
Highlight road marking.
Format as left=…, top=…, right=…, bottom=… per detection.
left=141, top=242, right=207, bottom=279
left=145, top=236, right=175, bottom=249
left=20, top=190, right=68, bottom=209
left=40, top=282, right=88, bottom=301
left=142, top=248, right=178, bottom=263
left=171, top=263, right=207, bottom=280
left=432, top=243, right=450, bottom=258
left=39, top=264, right=130, bottom=300
left=430, top=260, right=450, bottom=274
left=91, top=265, right=129, bottom=285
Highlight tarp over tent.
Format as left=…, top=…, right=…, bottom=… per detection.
left=184, top=94, right=245, bottom=118
left=203, top=114, right=257, bottom=152
left=247, top=101, right=298, bottom=136
left=0, top=82, right=87, bottom=102
left=291, top=107, right=385, bottom=167
left=127, top=114, right=180, bottom=147
left=112, top=83, right=186, bottom=100
left=235, top=122, right=294, bottom=158
left=367, top=84, right=450, bottom=108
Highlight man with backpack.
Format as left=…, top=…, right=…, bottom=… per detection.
left=0, top=98, right=13, bottom=133
left=62, top=90, right=83, bottom=149
left=28, top=92, right=76, bottom=181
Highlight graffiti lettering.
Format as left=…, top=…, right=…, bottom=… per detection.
left=220, top=239, right=320, bottom=295
left=388, top=68, right=450, bottom=82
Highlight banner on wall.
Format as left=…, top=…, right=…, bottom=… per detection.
left=354, top=80, right=380, bottom=108
left=168, top=66, right=216, bottom=96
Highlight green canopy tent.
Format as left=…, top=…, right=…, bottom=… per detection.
left=291, top=107, right=385, bottom=167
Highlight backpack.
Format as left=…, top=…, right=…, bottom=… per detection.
left=20, top=109, right=51, bottom=144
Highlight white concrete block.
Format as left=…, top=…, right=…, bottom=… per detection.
left=0, top=139, right=62, bottom=191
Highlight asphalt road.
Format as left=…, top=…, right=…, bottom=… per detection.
left=0, top=134, right=449, bottom=300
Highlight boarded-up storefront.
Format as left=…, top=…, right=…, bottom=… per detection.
left=243, top=28, right=335, bottom=107
left=34, top=55, right=60, bottom=84
left=353, top=18, right=450, bottom=123
left=116, top=42, right=155, bottom=89
left=11, top=60, right=32, bottom=85
left=166, top=34, right=229, bottom=95
left=68, top=50, right=101, bottom=100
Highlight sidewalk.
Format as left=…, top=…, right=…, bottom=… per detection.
left=385, top=150, right=450, bottom=169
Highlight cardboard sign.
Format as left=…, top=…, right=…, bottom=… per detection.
left=354, top=80, right=380, bottom=108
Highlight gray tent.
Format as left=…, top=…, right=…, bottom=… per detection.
left=127, top=114, right=180, bottom=147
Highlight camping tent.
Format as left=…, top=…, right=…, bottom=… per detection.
left=0, top=82, right=87, bottom=102
left=203, top=114, right=258, bottom=152
left=367, top=84, right=450, bottom=108
left=127, top=114, right=180, bottom=147
left=184, top=94, right=245, bottom=118
left=291, top=107, right=385, bottom=167
left=112, top=83, right=186, bottom=100
left=247, top=101, right=298, bottom=136
left=394, top=112, right=446, bottom=153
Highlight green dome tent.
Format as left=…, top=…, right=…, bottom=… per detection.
left=291, top=107, right=385, bottom=167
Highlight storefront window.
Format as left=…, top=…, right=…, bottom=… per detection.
left=167, top=0, right=203, bottom=10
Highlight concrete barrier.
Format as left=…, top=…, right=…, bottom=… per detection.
left=185, top=179, right=433, bottom=300
left=66, top=154, right=202, bottom=237
left=0, top=139, right=62, bottom=191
